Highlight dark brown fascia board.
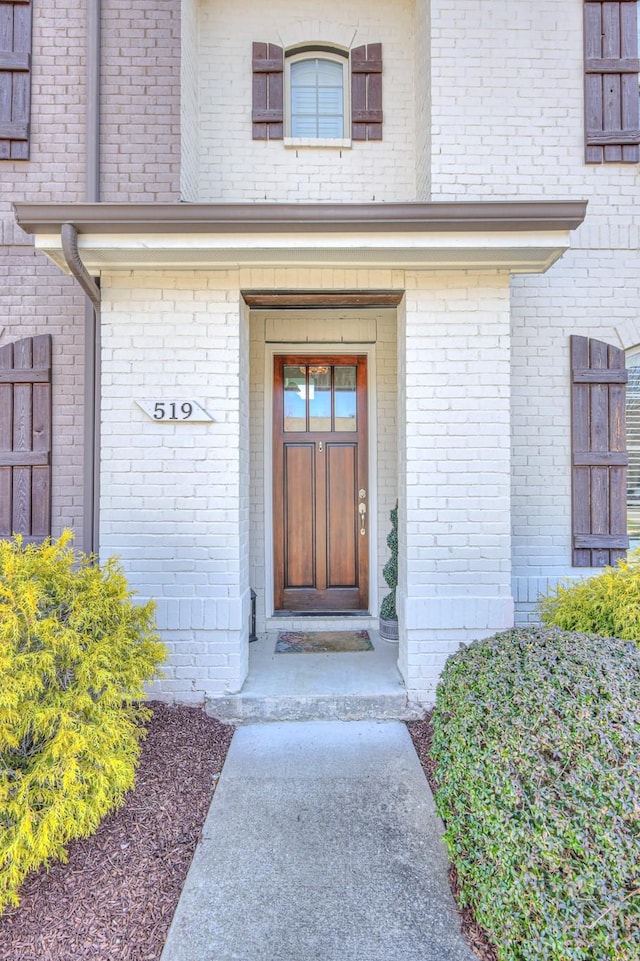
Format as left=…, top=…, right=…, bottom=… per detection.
left=13, top=201, right=588, bottom=235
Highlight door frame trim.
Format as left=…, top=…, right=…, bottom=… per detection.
left=264, top=343, right=378, bottom=619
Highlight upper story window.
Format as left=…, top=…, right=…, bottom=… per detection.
left=288, top=53, right=348, bottom=140
left=252, top=42, right=382, bottom=144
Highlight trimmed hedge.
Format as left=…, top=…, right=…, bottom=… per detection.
left=0, top=532, right=166, bottom=913
left=539, top=548, right=640, bottom=644
left=431, top=627, right=640, bottom=961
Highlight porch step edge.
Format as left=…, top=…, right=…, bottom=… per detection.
left=264, top=617, right=379, bottom=633
left=205, top=693, right=423, bottom=724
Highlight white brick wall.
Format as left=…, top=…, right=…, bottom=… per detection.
left=427, top=0, right=640, bottom=625
left=414, top=0, right=431, bottom=199
left=98, top=250, right=634, bottom=703
left=100, top=270, right=249, bottom=700
left=399, top=270, right=515, bottom=703
left=430, top=0, right=584, bottom=201
left=5, top=0, right=640, bottom=705
left=510, top=248, right=640, bottom=622
left=180, top=0, right=199, bottom=201
left=187, top=0, right=416, bottom=202
left=99, top=266, right=408, bottom=701
left=429, top=0, right=640, bottom=240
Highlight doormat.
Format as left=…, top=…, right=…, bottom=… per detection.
left=275, top=630, right=373, bottom=653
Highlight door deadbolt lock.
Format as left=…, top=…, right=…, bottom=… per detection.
left=359, top=489, right=367, bottom=499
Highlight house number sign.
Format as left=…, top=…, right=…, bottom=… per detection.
left=135, top=400, right=214, bottom=422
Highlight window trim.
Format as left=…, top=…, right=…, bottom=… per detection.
left=284, top=47, right=351, bottom=146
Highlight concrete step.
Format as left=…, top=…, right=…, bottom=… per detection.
left=205, top=691, right=422, bottom=724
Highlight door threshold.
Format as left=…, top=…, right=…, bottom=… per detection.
left=265, top=613, right=379, bottom=634
left=272, top=610, right=372, bottom=617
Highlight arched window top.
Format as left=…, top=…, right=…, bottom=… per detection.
left=286, top=49, right=348, bottom=140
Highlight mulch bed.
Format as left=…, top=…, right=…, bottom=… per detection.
left=0, top=702, right=234, bottom=961
left=407, top=713, right=499, bottom=961
left=0, top=701, right=496, bottom=960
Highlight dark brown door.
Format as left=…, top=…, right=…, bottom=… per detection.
left=273, top=355, right=369, bottom=612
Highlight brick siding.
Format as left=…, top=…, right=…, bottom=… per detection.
left=187, top=0, right=416, bottom=202
left=2, top=0, right=640, bottom=705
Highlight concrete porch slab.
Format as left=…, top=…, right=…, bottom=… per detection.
left=206, top=631, right=421, bottom=722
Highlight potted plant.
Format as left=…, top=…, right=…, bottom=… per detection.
left=379, top=501, right=399, bottom=641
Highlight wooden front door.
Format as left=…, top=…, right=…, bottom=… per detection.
left=273, top=355, right=369, bottom=612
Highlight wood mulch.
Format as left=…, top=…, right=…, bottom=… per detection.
left=407, top=713, right=499, bottom=961
left=0, top=702, right=234, bottom=961
left=0, top=701, right=495, bottom=961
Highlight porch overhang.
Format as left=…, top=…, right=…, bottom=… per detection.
left=13, top=201, right=587, bottom=275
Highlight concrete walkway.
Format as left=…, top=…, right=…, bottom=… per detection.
left=161, top=721, right=477, bottom=961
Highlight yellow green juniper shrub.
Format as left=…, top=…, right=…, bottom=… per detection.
left=0, top=531, right=166, bottom=913
left=431, top=627, right=640, bottom=961
left=538, top=548, right=640, bottom=643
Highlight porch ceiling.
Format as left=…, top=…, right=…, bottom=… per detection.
left=13, top=201, right=587, bottom=275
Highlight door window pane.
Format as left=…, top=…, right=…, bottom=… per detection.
left=283, top=366, right=307, bottom=432
left=282, top=362, right=358, bottom=433
left=308, top=366, right=331, bottom=431
left=334, top=366, right=357, bottom=431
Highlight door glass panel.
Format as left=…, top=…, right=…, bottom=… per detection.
left=308, top=365, right=331, bottom=431
left=334, top=366, right=357, bottom=431
left=283, top=366, right=307, bottom=432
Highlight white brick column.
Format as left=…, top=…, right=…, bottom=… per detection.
left=398, top=271, right=515, bottom=705
left=99, top=270, right=250, bottom=702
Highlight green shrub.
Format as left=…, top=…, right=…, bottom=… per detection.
left=0, top=532, right=166, bottom=912
left=431, top=627, right=640, bottom=961
left=539, top=548, right=640, bottom=643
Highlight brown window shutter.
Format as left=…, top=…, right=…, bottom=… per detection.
left=584, top=0, right=640, bottom=162
left=252, top=42, right=283, bottom=140
left=0, top=335, right=52, bottom=543
left=351, top=43, right=383, bottom=141
left=0, top=0, right=32, bottom=160
left=571, top=335, right=629, bottom=567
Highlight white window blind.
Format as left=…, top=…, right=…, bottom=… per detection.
left=290, top=58, right=344, bottom=138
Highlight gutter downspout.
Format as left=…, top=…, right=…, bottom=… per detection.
left=61, top=224, right=100, bottom=310
left=80, top=0, right=101, bottom=556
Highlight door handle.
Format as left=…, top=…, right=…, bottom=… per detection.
left=358, top=501, right=366, bottom=535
